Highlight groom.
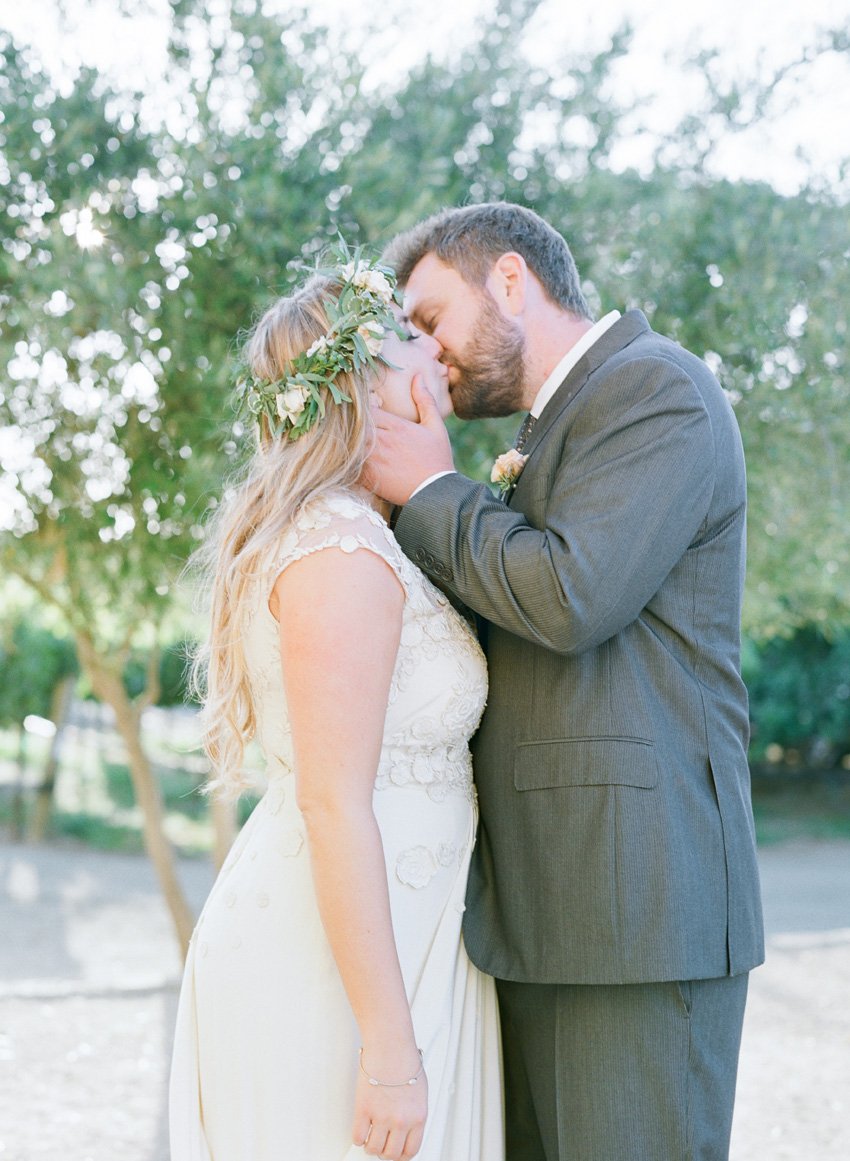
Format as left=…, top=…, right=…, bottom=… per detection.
left=371, top=202, right=764, bottom=1160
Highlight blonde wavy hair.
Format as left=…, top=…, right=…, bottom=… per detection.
left=191, top=274, right=378, bottom=796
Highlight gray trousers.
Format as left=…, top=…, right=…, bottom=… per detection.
left=496, top=973, right=749, bottom=1161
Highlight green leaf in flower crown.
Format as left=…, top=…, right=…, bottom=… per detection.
left=328, top=383, right=351, bottom=404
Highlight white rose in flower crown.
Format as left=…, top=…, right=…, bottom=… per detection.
left=357, top=321, right=385, bottom=356
left=305, top=335, right=330, bottom=358
left=276, top=384, right=310, bottom=424
left=353, top=267, right=394, bottom=303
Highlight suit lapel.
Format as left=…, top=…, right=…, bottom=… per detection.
left=519, top=310, right=651, bottom=461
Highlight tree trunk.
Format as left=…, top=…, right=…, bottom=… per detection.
left=29, top=675, right=75, bottom=842
left=76, top=634, right=196, bottom=958
left=10, top=727, right=27, bottom=840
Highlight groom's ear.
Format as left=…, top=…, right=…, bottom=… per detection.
left=484, top=252, right=527, bottom=317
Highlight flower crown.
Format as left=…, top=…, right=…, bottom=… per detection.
left=235, top=243, right=404, bottom=441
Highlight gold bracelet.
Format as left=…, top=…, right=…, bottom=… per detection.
left=358, top=1048, right=424, bottom=1087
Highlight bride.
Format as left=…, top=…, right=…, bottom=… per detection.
left=169, top=247, right=503, bottom=1161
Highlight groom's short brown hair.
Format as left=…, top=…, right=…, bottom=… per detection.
left=383, top=202, right=591, bottom=319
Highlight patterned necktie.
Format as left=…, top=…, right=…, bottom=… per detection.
left=514, top=412, right=537, bottom=453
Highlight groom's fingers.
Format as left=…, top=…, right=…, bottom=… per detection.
left=371, top=402, right=411, bottom=432
left=365, top=376, right=454, bottom=505
left=410, top=374, right=440, bottom=428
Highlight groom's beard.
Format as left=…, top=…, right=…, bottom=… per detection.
left=445, top=294, right=528, bottom=420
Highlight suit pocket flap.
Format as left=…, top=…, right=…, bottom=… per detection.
left=513, top=737, right=658, bottom=791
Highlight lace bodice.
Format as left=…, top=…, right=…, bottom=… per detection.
left=241, top=489, right=488, bottom=802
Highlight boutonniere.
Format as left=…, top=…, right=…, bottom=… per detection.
left=490, top=448, right=528, bottom=497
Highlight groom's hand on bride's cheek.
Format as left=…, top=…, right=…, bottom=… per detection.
left=367, top=376, right=455, bottom=507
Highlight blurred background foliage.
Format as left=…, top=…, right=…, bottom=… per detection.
left=1, top=0, right=848, bottom=926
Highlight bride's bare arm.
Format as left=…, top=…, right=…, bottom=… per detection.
left=273, top=545, right=426, bottom=1161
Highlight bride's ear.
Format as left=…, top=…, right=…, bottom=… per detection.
left=485, top=252, right=527, bottom=317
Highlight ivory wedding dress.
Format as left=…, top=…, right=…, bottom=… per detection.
left=170, top=489, right=503, bottom=1161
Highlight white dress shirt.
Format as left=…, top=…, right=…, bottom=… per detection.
left=411, top=309, right=621, bottom=498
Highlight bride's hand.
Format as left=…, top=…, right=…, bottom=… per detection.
left=351, top=1048, right=428, bottom=1160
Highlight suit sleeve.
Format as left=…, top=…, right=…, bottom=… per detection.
left=394, top=357, right=716, bottom=656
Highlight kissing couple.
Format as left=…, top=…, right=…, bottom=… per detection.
left=170, top=202, right=764, bottom=1161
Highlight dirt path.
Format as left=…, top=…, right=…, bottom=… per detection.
left=1, top=839, right=848, bottom=1160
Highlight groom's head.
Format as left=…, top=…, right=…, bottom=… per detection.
left=384, top=203, right=591, bottom=419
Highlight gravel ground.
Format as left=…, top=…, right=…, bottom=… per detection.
left=1, top=839, right=848, bottom=1161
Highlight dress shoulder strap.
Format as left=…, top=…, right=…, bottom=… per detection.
left=268, top=490, right=410, bottom=595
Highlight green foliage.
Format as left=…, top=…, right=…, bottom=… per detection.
left=1, top=0, right=848, bottom=702
left=0, top=30, right=224, bottom=663
left=158, top=640, right=199, bottom=707
left=0, top=621, right=77, bottom=726
left=752, top=780, right=850, bottom=845
left=32, top=809, right=145, bottom=853
left=121, top=640, right=197, bottom=706
left=103, top=758, right=206, bottom=817
left=583, top=175, right=850, bottom=636
left=745, top=628, right=850, bottom=768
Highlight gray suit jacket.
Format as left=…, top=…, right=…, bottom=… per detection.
left=395, top=311, right=765, bottom=984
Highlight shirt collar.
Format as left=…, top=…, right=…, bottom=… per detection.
left=529, top=310, right=621, bottom=419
